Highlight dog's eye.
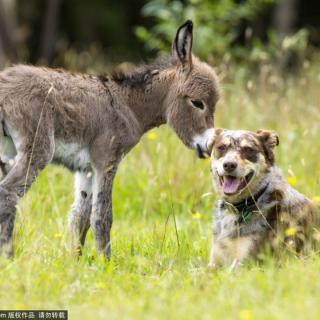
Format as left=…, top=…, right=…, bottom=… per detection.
left=242, top=146, right=256, bottom=153
left=191, top=100, right=205, bottom=110
left=217, top=144, right=227, bottom=152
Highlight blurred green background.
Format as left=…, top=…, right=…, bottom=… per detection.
left=0, top=0, right=320, bottom=72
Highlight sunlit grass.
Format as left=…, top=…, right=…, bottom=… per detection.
left=0, top=65, right=319, bottom=319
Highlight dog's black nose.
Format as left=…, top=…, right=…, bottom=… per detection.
left=223, top=161, right=237, bottom=172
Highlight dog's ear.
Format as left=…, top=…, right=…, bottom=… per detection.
left=256, top=129, right=279, bottom=148
left=208, top=128, right=224, bottom=155
left=256, top=129, right=279, bottom=165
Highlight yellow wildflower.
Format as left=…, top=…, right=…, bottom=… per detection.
left=285, top=228, right=297, bottom=237
left=147, top=132, right=157, bottom=140
left=312, top=196, right=320, bottom=204
left=192, top=212, right=201, bottom=220
left=239, top=309, right=253, bottom=320
left=96, top=282, right=107, bottom=289
left=287, top=176, right=297, bottom=186
left=54, top=233, right=62, bottom=239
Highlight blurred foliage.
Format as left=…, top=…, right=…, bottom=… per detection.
left=15, top=0, right=148, bottom=66
left=135, top=0, right=310, bottom=68
left=0, top=0, right=316, bottom=72
left=238, top=27, right=309, bottom=69
left=136, top=0, right=276, bottom=60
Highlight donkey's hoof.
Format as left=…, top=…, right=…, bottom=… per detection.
left=0, top=241, right=14, bottom=259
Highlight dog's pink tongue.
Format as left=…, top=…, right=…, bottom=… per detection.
left=223, top=176, right=242, bottom=194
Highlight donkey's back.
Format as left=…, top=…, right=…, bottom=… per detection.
left=0, top=64, right=110, bottom=126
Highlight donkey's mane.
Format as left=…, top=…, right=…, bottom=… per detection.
left=100, top=55, right=175, bottom=88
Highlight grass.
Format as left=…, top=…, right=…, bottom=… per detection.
left=0, top=64, right=320, bottom=319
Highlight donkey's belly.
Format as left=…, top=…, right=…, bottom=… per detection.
left=0, top=134, right=91, bottom=172
left=53, top=141, right=91, bottom=172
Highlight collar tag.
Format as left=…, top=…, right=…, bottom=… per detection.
left=241, top=211, right=253, bottom=223
left=233, top=183, right=270, bottom=224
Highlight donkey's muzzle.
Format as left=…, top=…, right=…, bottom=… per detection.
left=196, top=144, right=210, bottom=159
left=192, top=128, right=215, bottom=159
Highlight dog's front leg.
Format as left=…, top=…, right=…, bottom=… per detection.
left=229, top=235, right=262, bottom=270
left=208, top=234, right=227, bottom=269
left=90, top=160, right=119, bottom=259
left=208, top=237, right=218, bottom=269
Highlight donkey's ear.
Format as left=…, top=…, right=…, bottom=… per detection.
left=172, top=20, right=193, bottom=71
left=256, top=129, right=279, bottom=164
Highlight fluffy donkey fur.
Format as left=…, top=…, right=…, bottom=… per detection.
left=0, top=21, right=220, bottom=258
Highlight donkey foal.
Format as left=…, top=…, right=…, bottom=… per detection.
left=0, top=21, right=220, bottom=258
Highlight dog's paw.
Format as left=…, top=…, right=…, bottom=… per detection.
left=207, top=262, right=217, bottom=269
left=229, top=259, right=243, bottom=272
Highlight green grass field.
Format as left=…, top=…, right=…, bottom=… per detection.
left=0, top=65, right=320, bottom=319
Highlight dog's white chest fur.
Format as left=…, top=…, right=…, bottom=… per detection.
left=53, top=141, right=91, bottom=171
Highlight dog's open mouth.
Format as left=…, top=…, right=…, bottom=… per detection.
left=219, top=171, right=254, bottom=195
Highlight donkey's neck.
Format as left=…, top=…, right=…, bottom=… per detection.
left=117, top=70, right=173, bottom=133
left=111, top=57, right=176, bottom=134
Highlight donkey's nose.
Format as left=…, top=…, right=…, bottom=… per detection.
left=223, top=161, right=237, bottom=172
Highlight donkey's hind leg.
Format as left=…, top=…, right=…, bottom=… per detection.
left=0, top=134, right=17, bottom=180
left=68, top=171, right=93, bottom=256
left=0, top=160, right=8, bottom=179
left=0, top=134, right=54, bottom=257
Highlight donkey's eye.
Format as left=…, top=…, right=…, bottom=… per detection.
left=191, top=100, right=205, bottom=110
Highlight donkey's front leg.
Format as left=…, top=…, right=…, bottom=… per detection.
left=90, top=162, right=118, bottom=259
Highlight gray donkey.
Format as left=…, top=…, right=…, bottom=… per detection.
left=0, top=20, right=220, bottom=258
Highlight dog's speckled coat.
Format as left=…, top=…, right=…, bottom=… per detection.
left=209, top=129, right=317, bottom=269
